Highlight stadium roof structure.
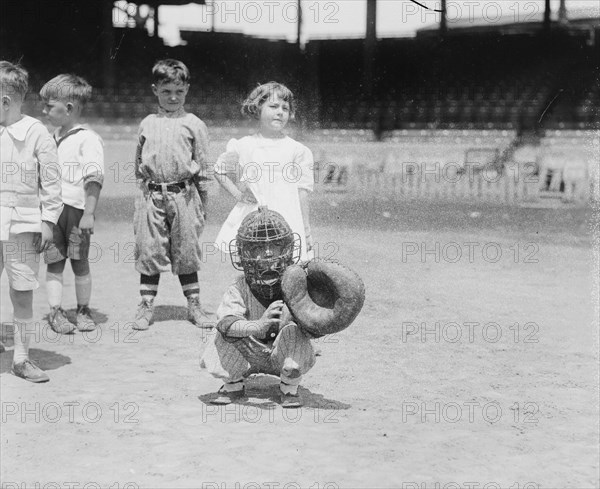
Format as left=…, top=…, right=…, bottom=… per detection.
left=417, top=10, right=600, bottom=37
left=2, top=0, right=593, bottom=95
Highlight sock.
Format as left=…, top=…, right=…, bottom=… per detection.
left=279, top=380, right=300, bottom=396
left=280, top=364, right=302, bottom=395
left=46, top=272, right=63, bottom=309
left=178, top=272, right=199, bottom=298
left=140, top=274, right=159, bottom=300
left=13, top=317, right=34, bottom=364
left=75, top=273, right=92, bottom=307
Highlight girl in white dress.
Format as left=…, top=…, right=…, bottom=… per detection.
left=214, top=82, right=314, bottom=260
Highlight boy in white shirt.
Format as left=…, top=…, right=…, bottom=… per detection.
left=39, top=74, right=104, bottom=333
left=0, top=61, right=63, bottom=382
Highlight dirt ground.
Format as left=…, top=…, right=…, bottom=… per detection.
left=1, top=180, right=598, bottom=487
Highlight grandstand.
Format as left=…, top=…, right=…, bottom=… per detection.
left=2, top=1, right=597, bottom=130
left=1, top=0, right=598, bottom=204
left=8, top=28, right=600, bottom=132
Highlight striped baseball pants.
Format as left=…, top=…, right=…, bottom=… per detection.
left=202, top=323, right=316, bottom=387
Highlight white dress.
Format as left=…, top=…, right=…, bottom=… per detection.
left=215, top=134, right=314, bottom=260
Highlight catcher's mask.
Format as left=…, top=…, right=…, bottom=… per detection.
left=230, top=206, right=301, bottom=300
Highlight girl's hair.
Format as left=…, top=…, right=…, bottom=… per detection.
left=39, top=74, right=92, bottom=105
left=241, top=82, right=295, bottom=120
left=0, top=61, right=28, bottom=98
left=152, top=59, right=190, bottom=85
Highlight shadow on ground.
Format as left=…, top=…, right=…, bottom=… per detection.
left=153, top=305, right=189, bottom=322
left=198, top=374, right=351, bottom=410
left=62, top=307, right=109, bottom=326
left=0, top=348, right=71, bottom=374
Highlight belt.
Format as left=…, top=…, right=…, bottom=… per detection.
left=147, top=181, right=188, bottom=193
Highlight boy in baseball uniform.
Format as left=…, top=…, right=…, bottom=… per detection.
left=201, top=207, right=316, bottom=408
left=133, top=59, right=211, bottom=330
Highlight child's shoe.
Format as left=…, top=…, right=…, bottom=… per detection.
left=187, top=295, right=212, bottom=328
left=76, top=305, right=96, bottom=332
left=280, top=391, right=303, bottom=408
left=48, top=306, right=76, bottom=334
left=210, top=386, right=246, bottom=405
left=133, top=298, right=154, bottom=331
left=12, top=359, right=50, bottom=383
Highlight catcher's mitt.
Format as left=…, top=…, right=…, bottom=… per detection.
left=281, top=259, right=365, bottom=337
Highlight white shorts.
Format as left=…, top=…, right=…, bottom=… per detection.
left=0, top=233, right=41, bottom=291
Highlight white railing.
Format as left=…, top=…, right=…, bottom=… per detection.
left=318, top=165, right=595, bottom=205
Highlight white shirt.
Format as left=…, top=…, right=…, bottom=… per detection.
left=214, top=134, right=314, bottom=260
left=53, top=125, right=104, bottom=209
left=0, top=116, right=63, bottom=240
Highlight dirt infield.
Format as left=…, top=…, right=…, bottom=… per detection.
left=1, top=192, right=597, bottom=488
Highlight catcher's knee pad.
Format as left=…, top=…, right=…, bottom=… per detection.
left=281, top=365, right=301, bottom=379
left=279, top=322, right=303, bottom=339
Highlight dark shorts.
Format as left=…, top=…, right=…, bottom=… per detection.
left=44, top=204, right=91, bottom=264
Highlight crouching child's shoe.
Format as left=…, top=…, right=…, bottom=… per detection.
left=280, top=391, right=303, bottom=408
left=187, top=295, right=213, bottom=328
left=210, top=385, right=246, bottom=405
left=133, top=298, right=154, bottom=331
left=12, top=359, right=50, bottom=383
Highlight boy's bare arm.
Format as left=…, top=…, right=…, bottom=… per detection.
left=33, top=221, right=55, bottom=253
left=78, top=135, right=104, bottom=234
left=79, top=182, right=101, bottom=235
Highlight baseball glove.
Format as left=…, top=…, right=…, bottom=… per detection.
left=281, top=259, right=365, bottom=337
